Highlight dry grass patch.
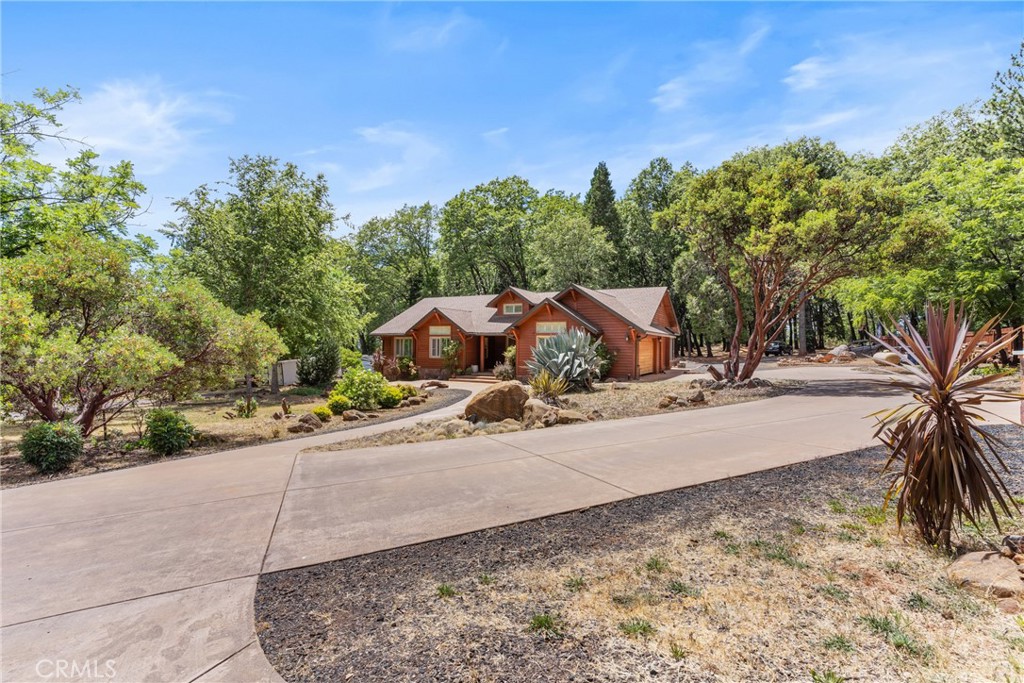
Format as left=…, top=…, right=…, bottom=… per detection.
left=256, top=427, right=1023, bottom=683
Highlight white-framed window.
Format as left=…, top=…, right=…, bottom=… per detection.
left=429, top=336, right=448, bottom=358
left=535, top=321, right=567, bottom=341
left=428, top=325, right=451, bottom=335
left=503, top=303, right=523, bottom=315
left=394, top=337, right=413, bottom=358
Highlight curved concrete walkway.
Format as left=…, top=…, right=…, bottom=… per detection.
left=2, top=370, right=1018, bottom=682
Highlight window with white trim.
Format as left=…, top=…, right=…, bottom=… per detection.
left=503, top=303, right=523, bottom=315
left=429, top=336, right=448, bottom=358
left=428, top=326, right=451, bottom=335
left=394, top=337, right=413, bottom=358
left=535, top=321, right=567, bottom=341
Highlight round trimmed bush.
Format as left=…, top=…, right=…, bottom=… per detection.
left=378, top=385, right=404, bottom=409
left=326, top=393, right=353, bottom=415
left=333, top=367, right=391, bottom=410
left=145, top=409, right=196, bottom=456
left=312, top=405, right=332, bottom=422
left=20, top=420, right=83, bottom=473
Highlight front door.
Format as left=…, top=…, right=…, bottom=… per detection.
left=485, top=336, right=509, bottom=369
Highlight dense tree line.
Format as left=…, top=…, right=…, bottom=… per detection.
left=3, top=42, right=1021, bottom=423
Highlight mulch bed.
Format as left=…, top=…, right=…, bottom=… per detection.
left=255, top=425, right=1023, bottom=683
left=0, top=388, right=469, bottom=489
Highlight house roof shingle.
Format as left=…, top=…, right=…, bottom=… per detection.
left=370, top=286, right=677, bottom=337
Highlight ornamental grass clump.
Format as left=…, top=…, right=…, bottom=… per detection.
left=870, top=303, right=1023, bottom=550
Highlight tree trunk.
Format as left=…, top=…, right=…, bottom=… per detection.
left=846, top=311, right=856, bottom=341
left=797, top=299, right=808, bottom=357
left=269, top=363, right=280, bottom=395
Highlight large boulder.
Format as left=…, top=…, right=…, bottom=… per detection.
left=464, top=381, right=529, bottom=422
left=947, top=551, right=1023, bottom=599
left=287, top=422, right=316, bottom=434
left=342, top=410, right=368, bottom=421
left=873, top=351, right=901, bottom=366
left=298, top=412, right=324, bottom=429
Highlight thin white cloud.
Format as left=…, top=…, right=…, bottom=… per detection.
left=651, top=24, right=771, bottom=113
left=481, top=127, right=510, bottom=145
left=739, top=24, right=771, bottom=57
left=385, top=8, right=475, bottom=52
left=303, top=124, right=443, bottom=194
left=782, top=108, right=865, bottom=134
left=782, top=37, right=999, bottom=95
left=41, top=78, right=232, bottom=174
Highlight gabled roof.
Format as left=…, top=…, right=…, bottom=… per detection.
left=507, top=298, right=601, bottom=334
left=485, top=286, right=558, bottom=307
left=371, top=285, right=678, bottom=338
left=557, top=285, right=679, bottom=337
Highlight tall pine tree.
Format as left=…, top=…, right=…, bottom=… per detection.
left=584, top=161, right=623, bottom=249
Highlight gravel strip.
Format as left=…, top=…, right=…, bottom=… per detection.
left=256, top=425, right=1023, bottom=683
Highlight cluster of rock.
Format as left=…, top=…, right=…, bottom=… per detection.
left=285, top=412, right=329, bottom=434
left=448, top=381, right=599, bottom=435
left=657, top=390, right=705, bottom=409
left=398, top=394, right=428, bottom=409
left=946, top=535, right=1024, bottom=614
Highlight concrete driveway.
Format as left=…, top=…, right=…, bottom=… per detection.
left=1, top=370, right=1018, bottom=682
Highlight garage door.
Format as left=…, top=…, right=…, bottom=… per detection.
left=638, top=337, right=655, bottom=375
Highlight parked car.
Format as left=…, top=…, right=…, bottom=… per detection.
left=765, top=340, right=793, bottom=356
left=847, top=339, right=882, bottom=355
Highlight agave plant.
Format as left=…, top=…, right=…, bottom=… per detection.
left=870, top=303, right=1023, bottom=550
left=525, top=328, right=603, bottom=390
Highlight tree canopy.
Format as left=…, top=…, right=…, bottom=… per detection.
left=1, top=87, right=147, bottom=258
left=1, top=231, right=285, bottom=435
left=166, top=155, right=367, bottom=357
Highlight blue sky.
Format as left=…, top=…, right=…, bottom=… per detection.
left=3, top=2, right=1021, bottom=248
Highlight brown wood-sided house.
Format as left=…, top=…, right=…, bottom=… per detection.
left=371, top=285, right=680, bottom=379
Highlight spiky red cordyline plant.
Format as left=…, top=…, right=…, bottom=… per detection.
left=870, top=303, right=1023, bottom=551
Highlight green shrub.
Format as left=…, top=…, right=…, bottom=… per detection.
left=397, top=356, right=419, bottom=380
left=233, top=397, right=258, bottom=418
left=144, top=409, right=196, bottom=456
left=340, top=348, right=363, bottom=370
left=442, top=339, right=462, bottom=375
left=332, top=366, right=391, bottom=410
left=297, top=337, right=341, bottom=387
left=326, top=393, right=353, bottom=415
left=395, top=383, right=418, bottom=398
left=595, top=341, right=616, bottom=379
left=526, top=328, right=602, bottom=390
left=379, top=385, right=404, bottom=409
left=503, top=344, right=517, bottom=366
left=21, top=420, right=83, bottom=473
left=311, top=405, right=332, bottom=422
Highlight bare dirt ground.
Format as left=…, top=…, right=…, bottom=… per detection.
left=0, top=388, right=469, bottom=489
left=303, top=381, right=801, bottom=454
left=257, top=425, right=1024, bottom=683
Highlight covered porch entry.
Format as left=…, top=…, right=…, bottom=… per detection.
left=477, top=334, right=511, bottom=370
